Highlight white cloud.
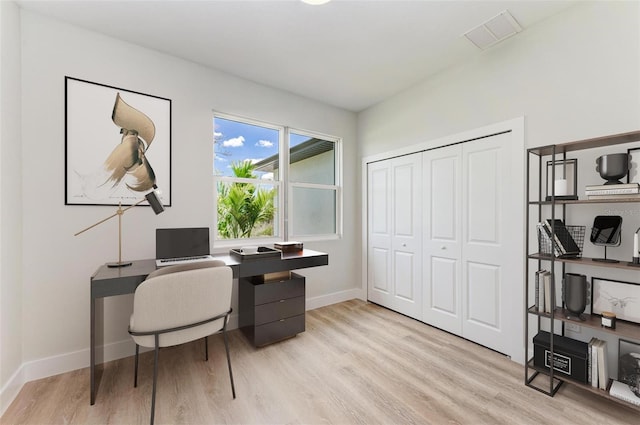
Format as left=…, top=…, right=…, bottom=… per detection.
left=214, top=131, right=222, bottom=138
left=256, top=139, right=274, bottom=148
left=223, top=136, right=245, bottom=147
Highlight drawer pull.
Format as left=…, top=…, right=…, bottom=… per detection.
left=279, top=299, right=285, bottom=303
left=280, top=319, right=285, bottom=322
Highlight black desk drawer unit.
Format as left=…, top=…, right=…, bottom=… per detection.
left=239, top=272, right=305, bottom=346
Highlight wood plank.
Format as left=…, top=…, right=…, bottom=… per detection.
left=3, top=300, right=638, bottom=424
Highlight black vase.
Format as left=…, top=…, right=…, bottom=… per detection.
left=596, top=153, right=630, bottom=185
left=563, top=273, right=587, bottom=315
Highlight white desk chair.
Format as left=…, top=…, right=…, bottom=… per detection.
left=129, top=261, right=235, bottom=425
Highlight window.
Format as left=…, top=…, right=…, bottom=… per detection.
left=213, top=113, right=341, bottom=243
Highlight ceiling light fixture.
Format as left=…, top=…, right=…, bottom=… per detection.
left=301, top=0, right=332, bottom=5
left=464, top=10, right=523, bottom=50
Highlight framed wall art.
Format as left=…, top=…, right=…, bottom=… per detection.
left=65, top=76, right=171, bottom=206
left=591, top=277, right=640, bottom=325
left=618, top=339, right=640, bottom=392
left=628, top=147, right=640, bottom=184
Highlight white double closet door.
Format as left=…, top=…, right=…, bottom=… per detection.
left=367, top=131, right=521, bottom=358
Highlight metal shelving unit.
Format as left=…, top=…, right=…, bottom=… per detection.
left=524, top=130, right=640, bottom=409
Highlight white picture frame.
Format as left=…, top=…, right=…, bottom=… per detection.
left=591, top=277, right=640, bottom=325
left=65, top=77, right=172, bottom=206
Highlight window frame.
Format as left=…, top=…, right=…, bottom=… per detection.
left=213, top=112, right=342, bottom=246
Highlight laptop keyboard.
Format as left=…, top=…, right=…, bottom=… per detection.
left=156, top=255, right=214, bottom=267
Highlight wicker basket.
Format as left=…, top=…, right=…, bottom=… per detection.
left=537, top=223, right=585, bottom=258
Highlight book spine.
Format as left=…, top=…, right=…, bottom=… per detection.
left=538, top=274, right=545, bottom=313
left=598, top=340, right=608, bottom=390
left=587, top=193, right=640, bottom=200
left=587, top=338, right=595, bottom=384
left=544, top=273, right=552, bottom=313
left=535, top=271, right=540, bottom=310
left=585, top=183, right=639, bottom=191
left=591, top=339, right=599, bottom=388
left=542, top=221, right=564, bottom=256
left=585, top=188, right=639, bottom=195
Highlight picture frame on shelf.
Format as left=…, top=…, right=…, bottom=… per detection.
left=545, top=158, right=578, bottom=201
left=628, top=147, right=640, bottom=184
left=618, top=339, right=640, bottom=398
left=591, top=277, right=640, bottom=325
left=65, top=76, right=172, bottom=206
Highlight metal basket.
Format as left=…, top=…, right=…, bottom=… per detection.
left=537, top=224, right=585, bottom=258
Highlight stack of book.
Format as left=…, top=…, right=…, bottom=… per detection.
left=588, top=337, right=609, bottom=390
left=534, top=269, right=553, bottom=313
left=585, top=183, right=640, bottom=200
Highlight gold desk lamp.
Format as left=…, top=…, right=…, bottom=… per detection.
left=75, top=186, right=164, bottom=268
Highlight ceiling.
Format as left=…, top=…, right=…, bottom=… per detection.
left=17, top=0, right=579, bottom=112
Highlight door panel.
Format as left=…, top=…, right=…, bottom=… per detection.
left=431, top=257, right=458, bottom=315
left=368, top=153, right=422, bottom=319
left=466, top=262, right=500, bottom=328
left=371, top=247, right=389, bottom=292
left=368, top=162, right=391, bottom=305
left=423, top=145, right=462, bottom=334
left=394, top=251, right=415, bottom=300
left=467, top=148, right=500, bottom=244
left=462, top=132, right=518, bottom=355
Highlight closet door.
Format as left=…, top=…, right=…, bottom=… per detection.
left=422, top=145, right=463, bottom=334
left=461, top=132, right=519, bottom=355
left=367, top=153, right=422, bottom=320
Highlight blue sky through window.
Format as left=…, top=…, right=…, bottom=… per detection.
left=214, top=117, right=277, bottom=178
left=214, top=116, right=309, bottom=178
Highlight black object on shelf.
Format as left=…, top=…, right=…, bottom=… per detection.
left=533, top=331, right=589, bottom=384
left=229, top=246, right=282, bottom=261
left=590, top=215, right=622, bottom=263
left=538, top=222, right=585, bottom=258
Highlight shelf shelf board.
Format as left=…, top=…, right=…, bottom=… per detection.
left=528, top=130, right=640, bottom=156
left=527, top=306, right=640, bottom=340
left=526, top=360, right=640, bottom=411
left=529, top=197, right=640, bottom=205
left=527, top=253, right=640, bottom=271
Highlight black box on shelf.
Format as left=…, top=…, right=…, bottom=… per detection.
left=533, top=331, right=588, bottom=383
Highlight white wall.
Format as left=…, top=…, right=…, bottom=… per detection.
left=0, top=0, right=24, bottom=413
left=358, top=1, right=640, bottom=156
left=358, top=1, right=640, bottom=366
left=6, top=7, right=359, bottom=403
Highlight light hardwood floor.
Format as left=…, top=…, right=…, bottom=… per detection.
left=2, top=299, right=638, bottom=424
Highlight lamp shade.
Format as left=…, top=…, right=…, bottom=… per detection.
left=145, top=187, right=164, bottom=214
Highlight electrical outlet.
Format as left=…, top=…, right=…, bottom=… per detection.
left=565, top=322, right=581, bottom=333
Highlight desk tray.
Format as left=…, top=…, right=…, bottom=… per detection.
left=229, top=246, right=282, bottom=261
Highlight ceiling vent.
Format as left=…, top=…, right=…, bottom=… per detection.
left=464, top=10, right=523, bottom=50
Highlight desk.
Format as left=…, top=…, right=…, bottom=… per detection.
left=90, top=249, right=328, bottom=405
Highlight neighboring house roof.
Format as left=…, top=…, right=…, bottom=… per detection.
left=254, top=138, right=333, bottom=172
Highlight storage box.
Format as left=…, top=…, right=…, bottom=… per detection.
left=274, top=241, right=303, bottom=253
left=533, top=331, right=588, bottom=383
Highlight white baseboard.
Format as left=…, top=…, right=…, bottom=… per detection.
left=0, top=292, right=362, bottom=415
left=1, top=365, right=25, bottom=416
left=306, top=287, right=364, bottom=310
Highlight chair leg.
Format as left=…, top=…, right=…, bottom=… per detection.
left=222, top=325, right=236, bottom=399
left=134, top=344, right=140, bottom=388
left=150, top=336, right=159, bottom=425
left=205, top=336, right=209, bottom=361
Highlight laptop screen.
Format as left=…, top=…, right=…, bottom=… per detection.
left=155, top=227, right=210, bottom=260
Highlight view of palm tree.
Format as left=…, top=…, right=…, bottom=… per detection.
left=216, top=161, right=276, bottom=239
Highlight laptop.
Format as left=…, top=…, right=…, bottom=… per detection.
left=155, top=227, right=215, bottom=267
